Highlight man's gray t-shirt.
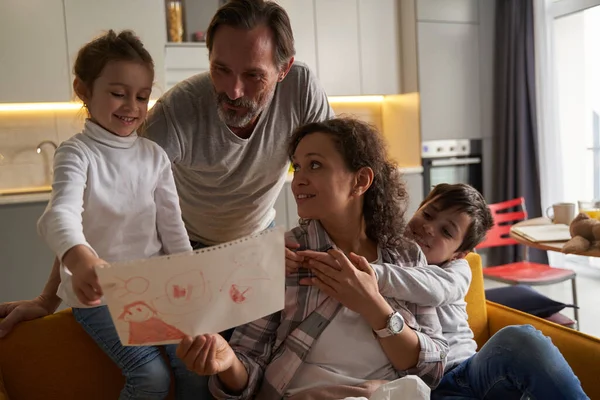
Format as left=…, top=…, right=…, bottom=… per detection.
left=144, top=62, right=334, bottom=245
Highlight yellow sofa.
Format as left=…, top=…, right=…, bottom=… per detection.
left=1, top=253, right=599, bottom=399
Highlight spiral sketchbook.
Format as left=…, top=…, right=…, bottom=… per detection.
left=95, top=226, right=285, bottom=346
left=511, top=224, right=571, bottom=243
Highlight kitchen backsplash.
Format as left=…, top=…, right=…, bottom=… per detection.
left=0, top=100, right=403, bottom=191
left=0, top=109, right=84, bottom=190
left=330, top=102, right=382, bottom=132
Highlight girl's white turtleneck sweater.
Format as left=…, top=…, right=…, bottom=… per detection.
left=38, top=119, right=192, bottom=308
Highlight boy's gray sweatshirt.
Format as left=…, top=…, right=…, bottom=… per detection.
left=373, top=258, right=476, bottom=371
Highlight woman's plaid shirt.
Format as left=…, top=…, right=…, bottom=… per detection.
left=210, top=220, right=448, bottom=399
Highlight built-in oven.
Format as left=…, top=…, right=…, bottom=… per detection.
left=421, top=139, right=483, bottom=198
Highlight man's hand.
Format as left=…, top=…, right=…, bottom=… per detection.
left=0, top=296, right=56, bottom=338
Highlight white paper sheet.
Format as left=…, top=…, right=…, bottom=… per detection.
left=95, top=226, right=285, bottom=346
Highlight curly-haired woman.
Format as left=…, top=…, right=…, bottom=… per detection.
left=176, top=117, right=448, bottom=399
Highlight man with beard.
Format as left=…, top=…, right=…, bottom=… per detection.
left=0, top=0, right=332, bottom=340
left=143, top=0, right=333, bottom=250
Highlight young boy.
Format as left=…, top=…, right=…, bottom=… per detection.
left=376, top=183, right=587, bottom=399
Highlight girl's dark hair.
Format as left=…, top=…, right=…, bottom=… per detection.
left=288, top=117, right=408, bottom=249
left=73, top=29, right=154, bottom=94
left=420, top=183, right=494, bottom=251
left=206, top=0, right=295, bottom=70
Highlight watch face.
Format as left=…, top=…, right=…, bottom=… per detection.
left=390, top=314, right=403, bottom=333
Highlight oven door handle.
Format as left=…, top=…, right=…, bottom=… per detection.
left=429, top=157, right=481, bottom=167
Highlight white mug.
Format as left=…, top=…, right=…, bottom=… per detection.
left=546, top=202, right=577, bottom=225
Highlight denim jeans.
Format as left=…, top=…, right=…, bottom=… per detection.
left=432, top=325, right=589, bottom=400
left=73, top=306, right=209, bottom=400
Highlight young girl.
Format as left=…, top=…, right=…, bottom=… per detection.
left=36, top=30, right=203, bottom=400
left=175, top=117, right=448, bottom=399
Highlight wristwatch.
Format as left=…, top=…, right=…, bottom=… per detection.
left=373, top=311, right=405, bottom=338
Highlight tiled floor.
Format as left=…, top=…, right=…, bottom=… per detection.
left=483, top=254, right=600, bottom=338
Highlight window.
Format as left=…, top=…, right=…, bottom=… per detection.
left=554, top=5, right=600, bottom=203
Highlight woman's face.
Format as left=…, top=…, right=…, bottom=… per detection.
left=291, top=132, right=357, bottom=221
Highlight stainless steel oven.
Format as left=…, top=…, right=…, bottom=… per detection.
left=421, top=139, right=483, bottom=198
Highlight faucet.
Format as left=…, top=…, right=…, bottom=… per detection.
left=36, top=140, right=58, bottom=154
left=36, top=140, right=58, bottom=185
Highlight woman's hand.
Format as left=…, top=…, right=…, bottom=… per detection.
left=285, top=240, right=304, bottom=275
left=177, top=334, right=238, bottom=375
left=297, top=249, right=383, bottom=316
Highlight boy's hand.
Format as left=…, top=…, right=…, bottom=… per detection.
left=285, top=240, right=304, bottom=275
left=297, top=249, right=381, bottom=317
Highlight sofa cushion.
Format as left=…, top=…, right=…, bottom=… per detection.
left=485, top=285, right=575, bottom=318
left=465, top=253, right=489, bottom=350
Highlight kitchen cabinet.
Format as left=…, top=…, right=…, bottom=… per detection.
left=357, top=0, right=401, bottom=95
left=314, top=0, right=401, bottom=95
left=63, top=0, right=167, bottom=97
left=0, top=201, right=55, bottom=303
left=273, top=183, right=289, bottom=229
left=274, top=0, right=318, bottom=75
left=0, top=0, right=71, bottom=103
left=274, top=170, right=422, bottom=232
left=164, top=44, right=210, bottom=91
left=416, top=0, right=479, bottom=23
left=404, top=171, right=424, bottom=218
left=273, top=180, right=299, bottom=232
left=417, top=21, right=481, bottom=141
left=162, top=0, right=402, bottom=96
left=283, top=181, right=300, bottom=230
left=314, top=0, right=362, bottom=95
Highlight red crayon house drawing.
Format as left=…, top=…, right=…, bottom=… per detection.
left=118, top=301, right=186, bottom=345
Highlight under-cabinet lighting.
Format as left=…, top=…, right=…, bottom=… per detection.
left=0, top=96, right=382, bottom=112
left=0, top=100, right=157, bottom=112
left=328, top=96, right=384, bottom=103
left=0, top=102, right=83, bottom=112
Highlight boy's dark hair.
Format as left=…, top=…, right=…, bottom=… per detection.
left=206, top=0, right=296, bottom=70
left=73, top=30, right=154, bottom=94
left=420, top=183, right=494, bottom=252
left=288, top=117, right=408, bottom=250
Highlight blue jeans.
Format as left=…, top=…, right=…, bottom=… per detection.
left=432, top=325, right=589, bottom=400
left=73, top=306, right=209, bottom=400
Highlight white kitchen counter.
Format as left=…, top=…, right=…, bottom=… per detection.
left=1, top=166, right=424, bottom=206
left=0, top=192, right=51, bottom=205
left=285, top=165, right=423, bottom=182
left=399, top=166, right=424, bottom=174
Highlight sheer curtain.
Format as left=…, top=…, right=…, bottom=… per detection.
left=532, top=0, right=565, bottom=266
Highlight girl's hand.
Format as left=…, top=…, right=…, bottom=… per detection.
left=177, top=334, right=237, bottom=375
left=70, top=262, right=104, bottom=306
left=285, top=240, right=304, bottom=275
left=297, top=249, right=382, bottom=316
left=63, top=245, right=105, bottom=305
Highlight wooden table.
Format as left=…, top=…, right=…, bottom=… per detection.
left=510, top=217, right=600, bottom=257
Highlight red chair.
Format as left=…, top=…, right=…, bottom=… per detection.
left=475, top=197, right=579, bottom=329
